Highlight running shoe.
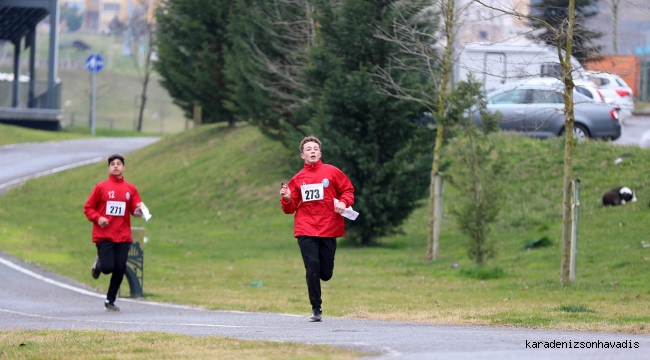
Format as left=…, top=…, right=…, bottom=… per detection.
left=310, top=308, right=322, bottom=322
left=105, top=301, right=120, bottom=312
left=91, top=256, right=100, bottom=279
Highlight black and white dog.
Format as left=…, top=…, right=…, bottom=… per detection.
left=602, top=187, right=637, bottom=206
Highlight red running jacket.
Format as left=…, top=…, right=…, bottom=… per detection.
left=281, top=160, right=355, bottom=238
left=84, top=175, right=143, bottom=243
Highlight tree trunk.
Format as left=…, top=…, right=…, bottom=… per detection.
left=426, top=123, right=444, bottom=260
left=426, top=0, right=456, bottom=261
left=560, top=0, right=576, bottom=284
left=136, top=70, right=150, bottom=132
left=611, top=1, right=619, bottom=54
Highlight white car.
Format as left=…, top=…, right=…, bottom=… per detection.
left=574, top=79, right=605, bottom=104
left=583, top=71, right=634, bottom=121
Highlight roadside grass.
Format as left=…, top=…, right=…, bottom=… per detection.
left=0, top=123, right=85, bottom=146
left=0, top=123, right=162, bottom=147
left=65, top=125, right=165, bottom=138
left=1, top=124, right=650, bottom=335
left=0, top=330, right=362, bottom=360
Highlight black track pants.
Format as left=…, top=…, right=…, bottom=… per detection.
left=96, top=240, right=131, bottom=303
left=297, top=236, right=337, bottom=310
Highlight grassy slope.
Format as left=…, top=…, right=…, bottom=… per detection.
left=1, top=124, right=649, bottom=334
left=0, top=123, right=86, bottom=146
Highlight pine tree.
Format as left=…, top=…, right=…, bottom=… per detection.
left=225, top=0, right=314, bottom=146
left=529, top=0, right=602, bottom=62
left=154, top=0, right=236, bottom=126
left=299, top=0, right=437, bottom=245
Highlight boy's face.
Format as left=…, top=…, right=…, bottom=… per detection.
left=108, top=159, right=125, bottom=178
left=300, top=141, right=322, bottom=165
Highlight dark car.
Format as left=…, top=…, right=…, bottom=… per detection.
left=475, top=79, right=622, bottom=140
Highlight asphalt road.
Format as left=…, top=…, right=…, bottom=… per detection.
left=613, top=114, right=650, bottom=148
left=0, top=137, right=160, bottom=195
left=1, top=135, right=650, bottom=359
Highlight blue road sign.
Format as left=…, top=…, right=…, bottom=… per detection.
left=85, top=54, right=105, bottom=73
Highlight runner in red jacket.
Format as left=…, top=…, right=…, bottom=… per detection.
left=84, top=154, right=145, bottom=311
left=280, top=136, right=354, bottom=322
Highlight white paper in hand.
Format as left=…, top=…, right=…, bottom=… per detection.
left=134, top=203, right=153, bottom=222
left=334, top=198, right=359, bottom=221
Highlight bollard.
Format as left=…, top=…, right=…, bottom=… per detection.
left=569, top=179, right=581, bottom=284
left=122, top=227, right=145, bottom=298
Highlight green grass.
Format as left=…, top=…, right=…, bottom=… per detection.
left=65, top=125, right=165, bottom=137
left=0, top=123, right=86, bottom=146
left=0, top=123, right=162, bottom=146
left=1, top=124, right=650, bottom=335
left=0, top=330, right=362, bottom=360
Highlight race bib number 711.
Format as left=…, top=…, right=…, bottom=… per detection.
left=301, top=183, right=324, bottom=202
left=106, top=201, right=126, bottom=216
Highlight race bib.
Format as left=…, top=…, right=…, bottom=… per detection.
left=301, top=183, right=324, bottom=202
left=106, top=201, right=126, bottom=216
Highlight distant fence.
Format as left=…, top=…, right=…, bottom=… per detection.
left=65, top=108, right=185, bottom=133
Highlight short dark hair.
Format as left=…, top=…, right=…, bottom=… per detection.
left=108, top=154, right=125, bottom=166
left=299, top=136, right=322, bottom=153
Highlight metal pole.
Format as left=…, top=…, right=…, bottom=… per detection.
left=28, top=28, right=36, bottom=108
left=12, top=38, right=20, bottom=107
left=569, top=178, right=581, bottom=284
left=91, top=71, right=97, bottom=136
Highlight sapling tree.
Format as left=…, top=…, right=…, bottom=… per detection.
left=445, top=78, right=503, bottom=265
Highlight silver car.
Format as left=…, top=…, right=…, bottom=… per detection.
left=477, top=80, right=622, bottom=140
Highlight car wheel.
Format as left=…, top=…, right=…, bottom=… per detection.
left=561, top=124, right=590, bottom=141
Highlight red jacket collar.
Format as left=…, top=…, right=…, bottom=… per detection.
left=303, top=159, right=322, bottom=171
left=108, top=175, right=125, bottom=182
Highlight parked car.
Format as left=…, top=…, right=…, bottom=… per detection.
left=583, top=71, right=634, bottom=121
left=574, top=79, right=606, bottom=104
left=476, top=79, right=621, bottom=140
left=456, top=40, right=584, bottom=93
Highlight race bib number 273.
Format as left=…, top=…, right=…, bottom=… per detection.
left=301, top=183, right=324, bottom=202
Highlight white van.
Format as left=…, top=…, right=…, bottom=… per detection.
left=455, top=41, right=584, bottom=93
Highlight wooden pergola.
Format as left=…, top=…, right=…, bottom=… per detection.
left=0, top=0, right=62, bottom=130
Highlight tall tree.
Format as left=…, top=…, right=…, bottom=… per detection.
left=373, top=0, right=467, bottom=260
left=299, top=0, right=436, bottom=245
left=129, top=0, right=157, bottom=132
left=154, top=0, right=236, bottom=126
left=528, top=0, right=602, bottom=62
left=475, top=0, right=581, bottom=283
left=225, top=0, right=314, bottom=145
left=61, top=3, right=82, bottom=32
left=603, top=0, right=621, bottom=54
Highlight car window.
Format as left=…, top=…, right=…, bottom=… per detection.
left=615, top=77, right=629, bottom=87
left=588, top=76, right=609, bottom=87
left=488, top=89, right=528, bottom=104
left=541, top=64, right=562, bottom=78
left=575, top=86, right=593, bottom=99
left=531, top=89, right=563, bottom=104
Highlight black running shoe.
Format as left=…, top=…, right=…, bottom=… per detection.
left=91, top=256, right=100, bottom=279
left=105, top=301, right=120, bottom=312
left=310, top=308, right=322, bottom=322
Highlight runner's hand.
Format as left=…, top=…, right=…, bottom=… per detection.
left=334, top=201, right=346, bottom=214
left=98, top=217, right=109, bottom=228
left=280, top=183, right=291, bottom=201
